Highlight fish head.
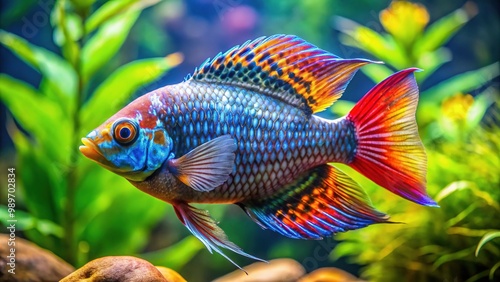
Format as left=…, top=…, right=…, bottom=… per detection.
left=79, top=95, right=173, bottom=182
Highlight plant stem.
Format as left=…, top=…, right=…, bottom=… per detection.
left=63, top=4, right=89, bottom=266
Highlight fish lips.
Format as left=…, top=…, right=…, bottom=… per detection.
left=79, top=137, right=154, bottom=181
left=79, top=137, right=123, bottom=172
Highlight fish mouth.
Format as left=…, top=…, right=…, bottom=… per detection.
left=80, top=138, right=104, bottom=162
left=79, top=137, right=152, bottom=181
left=79, top=137, right=118, bottom=170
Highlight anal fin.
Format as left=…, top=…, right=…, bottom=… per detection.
left=173, top=202, right=266, bottom=271
left=240, top=164, right=389, bottom=239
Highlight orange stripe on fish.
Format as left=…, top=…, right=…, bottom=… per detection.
left=241, top=164, right=389, bottom=239
left=191, top=34, right=376, bottom=114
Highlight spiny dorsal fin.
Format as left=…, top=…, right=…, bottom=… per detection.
left=189, top=34, right=376, bottom=114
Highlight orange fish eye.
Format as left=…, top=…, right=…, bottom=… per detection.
left=112, top=119, right=139, bottom=145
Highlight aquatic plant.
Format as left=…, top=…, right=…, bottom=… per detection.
left=0, top=0, right=203, bottom=268
left=333, top=1, right=500, bottom=281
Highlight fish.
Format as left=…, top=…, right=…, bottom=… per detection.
left=79, top=34, right=437, bottom=269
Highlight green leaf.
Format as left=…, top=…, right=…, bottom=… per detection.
left=77, top=184, right=167, bottom=261
left=0, top=74, right=70, bottom=163
left=141, top=236, right=204, bottom=269
left=466, top=88, right=497, bottom=130
left=335, top=17, right=408, bottom=68
left=416, top=47, right=452, bottom=82
left=73, top=166, right=126, bottom=231
left=435, top=181, right=473, bottom=203
left=331, top=240, right=365, bottom=260
left=80, top=54, right=183, bottom=131
left=16, top=146, right=63, bottom=222
left=330, top=100, right=355, bottom=117
left=5, top=115, right=30, bottom=154
left=69, top=0, right=96, bottom=10
left=51, top=0, right=82, bottom=66
left=421, top=62, right=500, bottom=105
left=360, top=63, right=394, bottom=83
left=85, top=0, right=159, bottom=34
left=414, top=4, right=475, bottom=55
left=447, top=227, right=495, bottom=238
left=81, top=11, right=140, bottom=82
left=5, top=94, right=69, bottom=222
left=490, top=261, right=500, bottom=280
left=475, top=231, right=500, bottom=257
left=436, top=180, right=500, bottom=211
left=467, top=270, right=490, bottom=282
left=433, top=247, right=474, bottom=270
left=419, top=245, right=445, bottom=255
left=0, top=30, right=77, bottom=109
left=0, top=206, right=63, bottom=237
left=445, top=203, right=476, bottom=228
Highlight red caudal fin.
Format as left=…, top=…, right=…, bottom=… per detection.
left=346, top=68, right=437, bottom=206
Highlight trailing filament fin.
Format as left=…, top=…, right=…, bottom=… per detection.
left=173, top=202, right=266, bottom=272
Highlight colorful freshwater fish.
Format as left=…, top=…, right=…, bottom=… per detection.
left=80, top=34, right=437, bottom=269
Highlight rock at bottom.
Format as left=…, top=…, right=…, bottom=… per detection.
left=61, top=256, right=171, bottom=282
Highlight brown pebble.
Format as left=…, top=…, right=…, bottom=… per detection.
left=213, top=258, right=306, bottom=282
left=298, top=267, right=364, bottom=282
left=60, top=256, right=167, bottom=282
left=0, top=234, right=74, bottom=282
left=155, top=266, right=187, bottom=282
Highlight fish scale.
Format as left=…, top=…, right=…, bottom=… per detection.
left=80, top=34, right=435, bottom=269
left=157, top=81, right=356, bottom=202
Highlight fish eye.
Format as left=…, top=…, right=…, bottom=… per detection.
left=112, top=119, right=139, bottom=145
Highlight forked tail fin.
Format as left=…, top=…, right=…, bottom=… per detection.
left=346, top=68, right=437, bottom=206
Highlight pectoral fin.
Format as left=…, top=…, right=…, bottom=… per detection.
left=168, top=135, right=236, bottom=192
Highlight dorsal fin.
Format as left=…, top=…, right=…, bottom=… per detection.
left=189, top=34, right=376, bottom=114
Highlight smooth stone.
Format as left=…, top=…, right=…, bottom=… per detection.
left=0, top=234, right=75, bottom=282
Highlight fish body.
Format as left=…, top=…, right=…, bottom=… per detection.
left=132, top=81, right=355, bottom=204
left=80, top=35, right=437, bottom=268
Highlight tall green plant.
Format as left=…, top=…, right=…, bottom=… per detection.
left=332, top=108, right=500, bottom=281
left=331, top=1, right=500, bottom=281
left=0, top=0, right=203, bottom=268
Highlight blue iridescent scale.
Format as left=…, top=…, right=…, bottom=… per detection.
left=155, top=80, right=357, bottom=202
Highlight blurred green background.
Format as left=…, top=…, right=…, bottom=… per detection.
left=0, top=0, right=498, bottom=281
